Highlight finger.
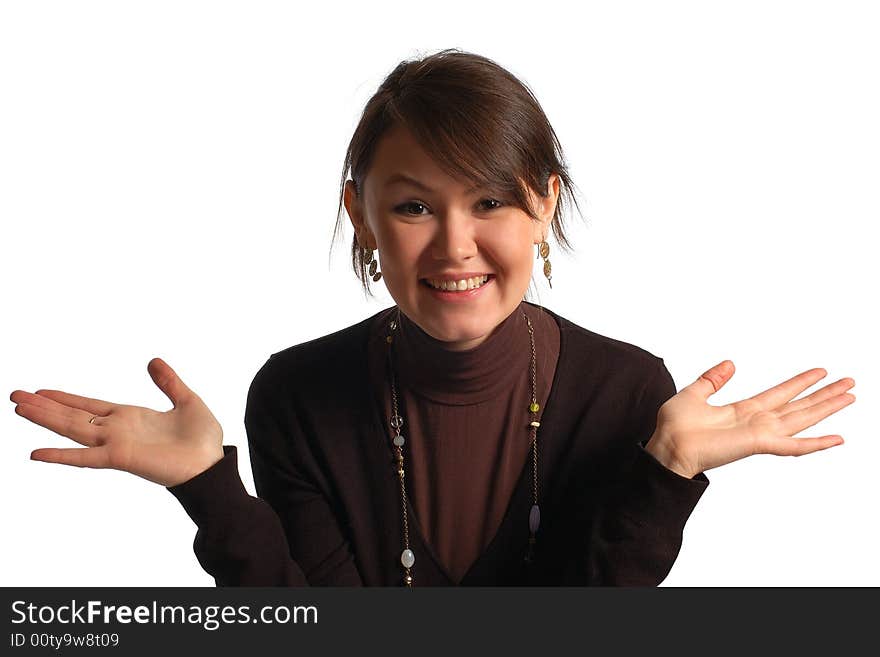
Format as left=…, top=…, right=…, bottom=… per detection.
left=148, top=357, right=195, bottom=408
left=780, top=393, right=856, bottom=436
left=14, top=402, right=103, bottom=447
left=760, top=434, right=845, bottom=457
left=688, top=360, right=736, bottom=401
left=745, top=368, right=828, bottom=412
left=779, top=378, right=856, bottom=417
left=30, top=445, right=111, bottom=468
left=11, top=388, right=115, bottom=416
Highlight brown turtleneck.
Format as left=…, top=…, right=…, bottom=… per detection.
left=367, top=301, right=560, bottom=584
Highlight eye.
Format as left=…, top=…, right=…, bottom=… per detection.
left=393, top=201, right=429, bottom=216
left=478, top=198, right=504, bottom=211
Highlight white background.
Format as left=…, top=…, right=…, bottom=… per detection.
left=1, top=0, right=877, bottom=586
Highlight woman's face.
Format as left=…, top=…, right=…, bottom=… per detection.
left=344, top=124, right=559, bottom=351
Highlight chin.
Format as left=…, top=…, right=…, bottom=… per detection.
left=419, top=310, right=501, bottom=343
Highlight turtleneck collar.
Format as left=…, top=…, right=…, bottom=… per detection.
left=391, top=301, right=532, bottom=406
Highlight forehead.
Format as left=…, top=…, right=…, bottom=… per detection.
left=366, top=125, right=468, bottom=194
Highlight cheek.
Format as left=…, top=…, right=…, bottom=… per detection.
left=376, top=232, right=421, bottom=279
left=486, top=226, right=534, bottom=276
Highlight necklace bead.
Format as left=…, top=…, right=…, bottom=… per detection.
left=529, top=504, right=541, bottom=533
left=401, top=548, right=415, bottom=568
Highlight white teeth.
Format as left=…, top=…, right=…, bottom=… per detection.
left=426, top=275, right=489, bottom=291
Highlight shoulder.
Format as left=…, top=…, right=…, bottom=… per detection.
left=533, top=306, right=677, bottom=463
left=533, top=302, right=664, bottom=374
left=528, top=303, right=674, bottom=432
left=247, top=307, right=394, bottom=402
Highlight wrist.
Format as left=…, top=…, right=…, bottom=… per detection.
left=644, top=433, right=696, bottom=479
left=170, top=445, right=225, bottom=487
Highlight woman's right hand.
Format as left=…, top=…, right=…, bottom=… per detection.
left=9, top=357, right=225, bottom=487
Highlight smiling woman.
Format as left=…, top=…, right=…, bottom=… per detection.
left=164, top=48, right=716, bottom=587
left=11, top=47, right=855, bottom=589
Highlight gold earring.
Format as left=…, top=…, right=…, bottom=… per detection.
left=537, top=238, right=552, bottom=289
left=364, top=246, right=382, bottom=282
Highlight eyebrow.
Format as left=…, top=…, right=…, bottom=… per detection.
left=382, top=173, right=481, bottom=195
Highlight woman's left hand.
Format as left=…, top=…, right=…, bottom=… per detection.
left=645, top=361, right=856, bottom=479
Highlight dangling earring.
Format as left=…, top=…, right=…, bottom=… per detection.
left=364, top=246, right=383, bottom=282
left=537, top=238, right=552, bottom=289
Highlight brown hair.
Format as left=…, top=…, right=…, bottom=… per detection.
left=329, top=47, right=587, bottom=300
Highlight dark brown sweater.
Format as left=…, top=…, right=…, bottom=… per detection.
left=167, top=301, right=710, bottom=586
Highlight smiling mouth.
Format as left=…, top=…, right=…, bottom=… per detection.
left=420, top=274, right=495, bottom=292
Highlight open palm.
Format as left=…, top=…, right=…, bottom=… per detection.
left=10, top=358, right=224, bottom=487
left=650, top=360, right=856, bottom=479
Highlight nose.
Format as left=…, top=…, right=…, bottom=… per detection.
left=430, top=211, right=478, bottom=262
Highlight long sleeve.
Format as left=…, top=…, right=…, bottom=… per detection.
left=166, top=444, right=310, bottom=585
left=578, top=357, right=709, bottom=586
left=166, top=355, right=364, bottom=586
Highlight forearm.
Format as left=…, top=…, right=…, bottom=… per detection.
left=167, top=445, right=312, bottom=586
left=580, top=442, right=710, bottom=585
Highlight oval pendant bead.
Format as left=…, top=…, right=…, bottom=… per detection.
left=529, top=402, right=540, bottom=413
left=539, top=242, right=550, bottom=259
left=368, top=260, right=378, bottom=276
left=393, top=435, right=405, bottom=447
left=401, top=549, right=415, bottom=568
left=543, top=260, right=552, bottom=278
left=529, top=504, right=541, bottom=533
left=372, top=271, right=382, bottom=282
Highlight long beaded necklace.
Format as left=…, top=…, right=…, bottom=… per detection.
left=384, top=307, right=543, bottom=586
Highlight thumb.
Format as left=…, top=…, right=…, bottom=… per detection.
left=688, top=359, right=736, bottom=401
left=148, top=357, right=194, bottom=408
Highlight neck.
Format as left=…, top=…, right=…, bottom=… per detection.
left=391, top=302, right=529, bottom=405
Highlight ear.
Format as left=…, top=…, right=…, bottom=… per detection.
left=533, top=173, right=560, bottom=243
left=344, top=180, right=376, bottom=249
